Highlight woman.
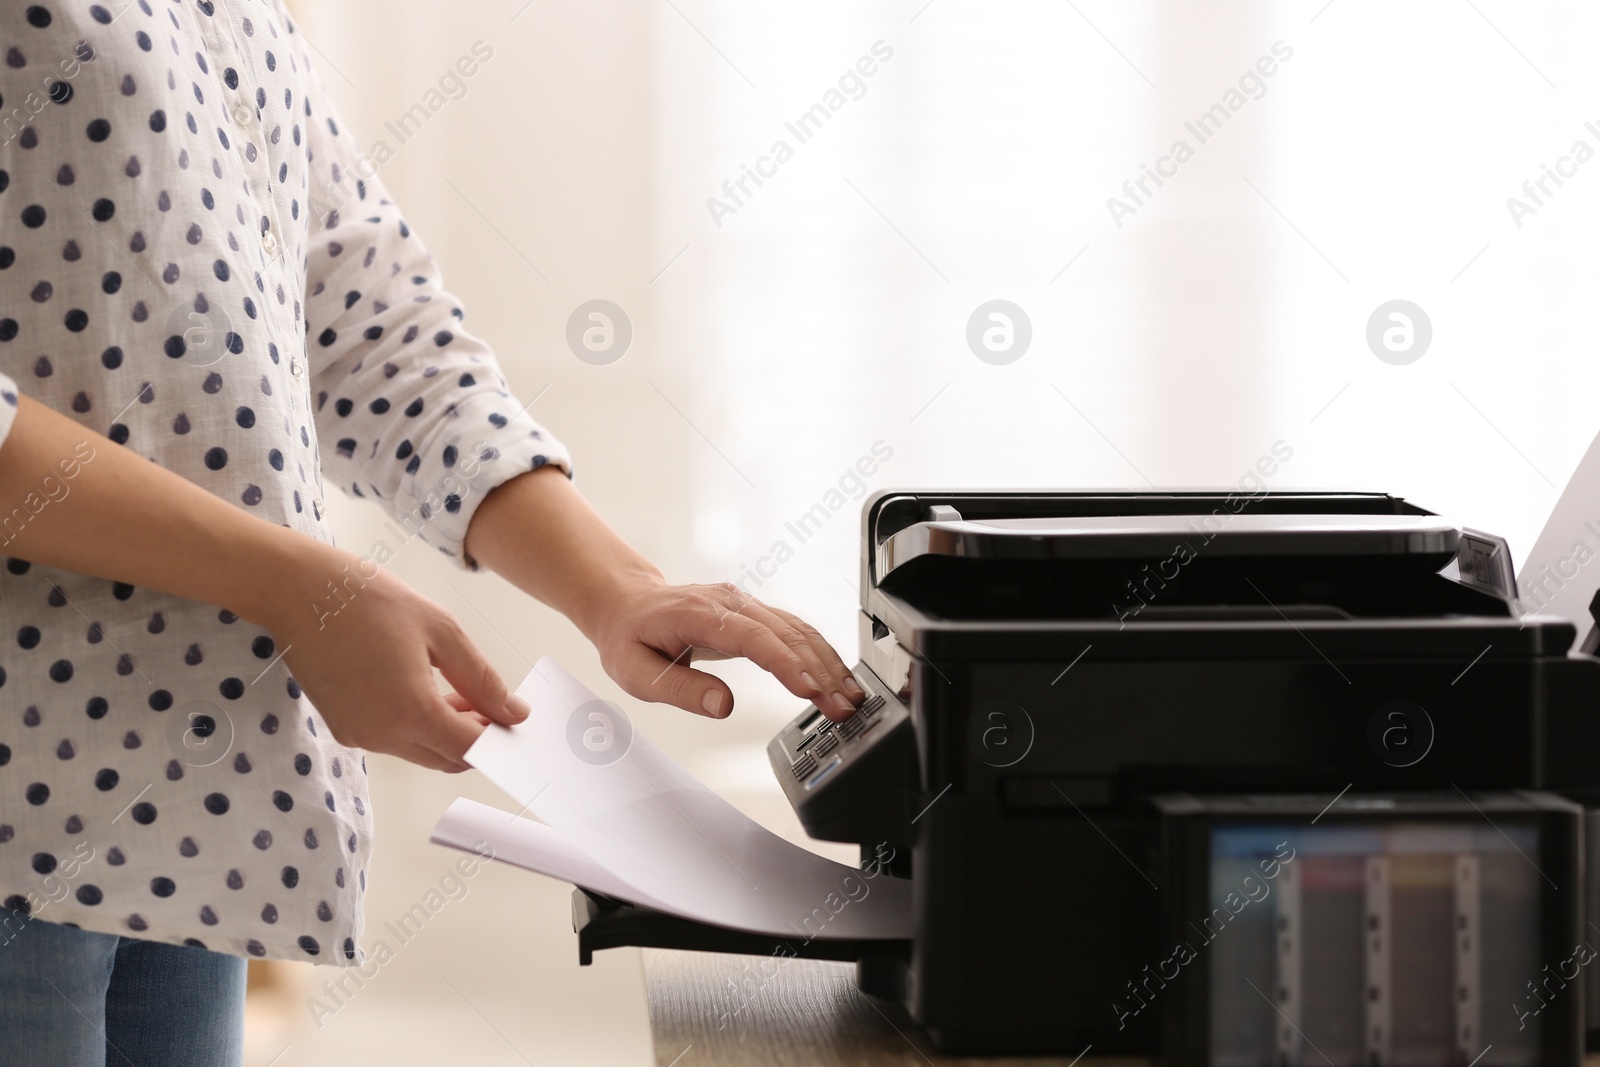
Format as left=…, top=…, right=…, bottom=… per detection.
left=0, top=2, right=865, bottom=1063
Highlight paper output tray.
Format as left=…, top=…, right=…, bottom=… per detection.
left=571, top=888, right=910, bottom=966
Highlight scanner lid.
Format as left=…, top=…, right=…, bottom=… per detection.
left=858, top=492, right=1519, bottom=632
left=864, top=491, right=1454, bottom=590
left=875, top=510, right=1460, bottom=583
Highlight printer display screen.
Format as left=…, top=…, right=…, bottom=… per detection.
left=1206, top=822, right=1542, bottom=1067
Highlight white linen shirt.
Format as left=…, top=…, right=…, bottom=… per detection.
left=0, top=0, right=568, bottom=964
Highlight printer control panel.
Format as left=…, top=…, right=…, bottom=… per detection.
left=767, top=664, right=916, bottom=846
left=783, top=694, right=887, bottom=790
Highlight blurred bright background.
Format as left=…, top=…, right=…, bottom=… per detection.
left=247, top=0, right=1600, bottom=1063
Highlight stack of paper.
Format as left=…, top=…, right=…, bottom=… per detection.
left=431, top=659, right=913, bottom=941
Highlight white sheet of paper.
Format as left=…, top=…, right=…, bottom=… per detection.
left=445, top=658, right=912, bottom=941
left=431, top=797, right=680, bottom=913
left=1520, top=429, right=1600, bottom=641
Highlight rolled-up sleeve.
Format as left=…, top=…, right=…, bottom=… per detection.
left=296, top=53, right=569, bottom=569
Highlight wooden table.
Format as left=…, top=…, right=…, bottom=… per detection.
left=642, top=949, right=1146, bottom=1067
left=644, top=951, right=1600, bottom=1067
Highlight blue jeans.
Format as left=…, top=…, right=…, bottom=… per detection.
left=0, top=917, right=245, bottom=1067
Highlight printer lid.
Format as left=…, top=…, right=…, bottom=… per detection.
left=857, top=492, right=1528, bottom=637
left=876, top=511, right=1460, bottom=582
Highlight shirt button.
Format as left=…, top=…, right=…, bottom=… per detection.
left=232, top=103, right=253, bottom=126
left=290, top=358, right=305, bottom=380
left=261, top=229, right=279, bottom=256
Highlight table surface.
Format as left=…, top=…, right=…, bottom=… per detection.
left=641, top=949, right=1146, bottom=1067
left=643, top=950, right=1600, bottom=1067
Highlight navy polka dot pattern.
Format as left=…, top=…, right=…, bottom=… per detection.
left=0, top=1, right=568, bottom=966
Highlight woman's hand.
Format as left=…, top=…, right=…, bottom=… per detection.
left=257, top=541, right=528, bottom=772
left=0, top=395, right=525, bottom=772
left=584, top=577, right=865, bottom=721
left=464, top=468, right=866, bottom=722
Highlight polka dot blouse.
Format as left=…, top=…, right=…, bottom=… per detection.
left=0, top=0, right=569, bottom=964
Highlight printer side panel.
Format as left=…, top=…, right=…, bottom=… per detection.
left=906, top=656, right=1164, bottom=1055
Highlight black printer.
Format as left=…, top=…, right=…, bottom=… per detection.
left=574, top=490, right=1600, bottom=1066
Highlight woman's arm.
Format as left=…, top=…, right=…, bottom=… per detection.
left=287, top=24, right=863, bottom=726
left=464, top=467, right=866, bottom=722
left=0, top=394, right=528, bottom=772
left=0, top=395, right=310, bottom=630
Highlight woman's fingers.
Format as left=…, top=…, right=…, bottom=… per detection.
left=679, top=586, right=861, bottom=720
left=418, top=695, right=491, bottom=765
left=444, top=691, right=495, bottom=728
left=401, top=741, right=470, bottom=774
left=610, top=641, right=734, bottom=718
left=269, top=563, right=527, bottom=776
left=429, top=613, right=529, bottom=727
left=599, top=583, right=866, bottom=721
left=724, top=596, right=857, bottom=719
left=765, top=603, right=866, bottom=704
left=370, top=693, right=490, bottom=773
left=673, top=601, right=818, bottom=705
